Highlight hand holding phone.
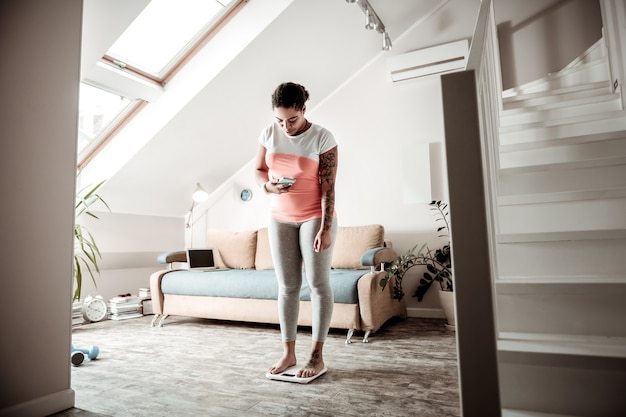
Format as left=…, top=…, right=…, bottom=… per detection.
left=277, top=177, right=296, bottom=185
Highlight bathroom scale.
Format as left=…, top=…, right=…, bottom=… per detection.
left=265, top=366, right=328, bottom=384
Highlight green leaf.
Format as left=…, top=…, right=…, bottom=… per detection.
left=73, top=180, right=110, bottom=301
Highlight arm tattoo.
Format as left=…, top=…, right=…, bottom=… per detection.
left=319, top=147, right=338, bottom=233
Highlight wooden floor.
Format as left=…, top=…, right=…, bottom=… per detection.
left=53, top=315, right=460, bottom=417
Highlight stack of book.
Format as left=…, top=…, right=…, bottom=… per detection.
left=72, top=301, right=85, bottom=326
left=138, top=287, right=151, bottom=299
left=108, top=293, right=142, bottom=321
left=138, top=287, right=152, bottom=315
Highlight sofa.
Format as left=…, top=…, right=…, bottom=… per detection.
left=149, top=224, right=407, bottom=343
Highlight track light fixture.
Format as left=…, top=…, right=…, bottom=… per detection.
left=382, top=31, right=392, bottom=51
left=347, top=0, right=391, bottom=51
left=364, top=8, right=377, bottom=30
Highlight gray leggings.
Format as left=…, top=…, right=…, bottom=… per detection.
left=268, top=217, right=337, bottom=342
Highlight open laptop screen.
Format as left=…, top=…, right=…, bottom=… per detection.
left=186, top=248, right=216, bottom=270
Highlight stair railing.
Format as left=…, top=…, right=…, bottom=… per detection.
left=600, top=0, right=626, bottom=110
left=440, top=0, right=502, bottom=415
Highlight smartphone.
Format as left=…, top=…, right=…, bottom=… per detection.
left=277, top=177, right=296, bottom=185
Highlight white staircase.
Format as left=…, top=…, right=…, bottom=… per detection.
left=496, top=39, right=626, bottom=416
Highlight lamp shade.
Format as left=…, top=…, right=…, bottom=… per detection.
left=192, top=183, right=208, bottom=203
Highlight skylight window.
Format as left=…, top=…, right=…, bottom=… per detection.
left=78, top=0, right=245, bottom=169
left=77, top=83, right=139, bottom=166
left=105, top=0, right=237, bottom=80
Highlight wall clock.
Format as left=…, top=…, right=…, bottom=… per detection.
left=240, top=188, right=253, bottom=202
left=82, top=295, right=108, bottom=322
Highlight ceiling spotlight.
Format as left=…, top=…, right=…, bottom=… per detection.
left=346, top=0, right=357, bottom=3
left=382, top=31, right=392, bottom=51
left=365, top=8, right=377, bottom=30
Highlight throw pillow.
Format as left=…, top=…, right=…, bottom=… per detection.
left=331, top=224, right=384, bottom=269
left=255, top=228, right=274, bottom=270
left=206, top=229, right=257, bottom=269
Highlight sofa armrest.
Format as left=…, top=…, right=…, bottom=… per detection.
left=157, top=250, right=187, bottom=265
left=360, top=246, right=398, bottom=269
left=149, top=269, right=173, bottom=314
left=357, top=271, right=407, bottom=332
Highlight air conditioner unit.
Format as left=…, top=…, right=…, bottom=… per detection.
left=387, top=39, right=469, bottom=83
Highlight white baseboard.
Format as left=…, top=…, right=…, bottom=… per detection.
left=0, top=388, right=75, bottom=417
left=407, top=307, right=445, bottom=319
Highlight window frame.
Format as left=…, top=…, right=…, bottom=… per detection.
left=77, top=99, right=147, bottom=171
left=101, top=0, right=247, bottom=86
left=78, top=0, right=248, bottom=168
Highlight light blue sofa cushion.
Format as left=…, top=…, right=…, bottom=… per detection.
left=160, top=269, right=366, bottom=304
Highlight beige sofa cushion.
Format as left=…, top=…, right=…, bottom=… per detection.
left=331, top=225, right=385, bottom=269
left=255, top=228, right=274, bottom=270
left=206, top=229, right=257, bottom=269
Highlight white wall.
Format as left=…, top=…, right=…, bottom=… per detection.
left=496, top=0, right=603, bottom=90
left=313, top=71, right=447, bottom=317
left=0, top=0, right=82, bottom=415
left=76, top=212, right=183, bottom=301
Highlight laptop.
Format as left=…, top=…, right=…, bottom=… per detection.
left=186, top=248, right=217, bottom=271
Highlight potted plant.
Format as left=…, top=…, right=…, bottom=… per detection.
left=379, top=201, right=454, bottom=328
left=73, top=180, right=109, bottom=302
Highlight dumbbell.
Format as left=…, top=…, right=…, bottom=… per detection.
left=71, top=350, right=84, bottom=367
left=71, top=344, right=99, bottom=361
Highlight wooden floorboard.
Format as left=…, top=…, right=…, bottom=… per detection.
left=52, top=315, right=459, bottom=417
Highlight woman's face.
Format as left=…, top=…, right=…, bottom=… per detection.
left=274, top=105, right=306, bottom=136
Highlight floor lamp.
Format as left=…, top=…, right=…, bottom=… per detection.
left=185, top=183, right=209, bottom=248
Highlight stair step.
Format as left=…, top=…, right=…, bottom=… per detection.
left=497, top=234, right=626, bottom=278
left=498, top=351, right=626, bottom=417
left=499, top=136, right=626, bottom=172
left=502, top=58, right=609, bottom=98
left=498, top=187, right=626, bottom=205
left=499, top=155, right=626, bottom=176
left=503, top=88, right=619, bottom=115
left=502, top=410, right=577, bottom=417
left=497, top=229, right=626, bottom=243
left=500, top=94, right=622, bottom=128
left=498, top=330, right=626, bottom=416
left=501, top=108, right=625, bottom=134
left=498, top=197, right=626, bottom=234
left=498, top=333, right=626, bottom=359
left=502, top=81, right=612, bottom=110
left=496, top=280, right=626, bottom=337
left=499, top=112, right=626, bottom=147
left=498, top=164, right=626, bottom=197
left=496, top=276, right=626, bottom=285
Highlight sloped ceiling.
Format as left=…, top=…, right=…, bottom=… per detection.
left=88, top=0, right=444, bottom=217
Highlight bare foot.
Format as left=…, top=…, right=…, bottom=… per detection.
left=297, top=350, right=325, bottom=378
left=268, top=354, right=296, bottom=375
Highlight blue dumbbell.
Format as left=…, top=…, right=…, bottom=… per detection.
left=71, top=344, right=99, bottom=360
left=71, top=350, right=84, bottom=366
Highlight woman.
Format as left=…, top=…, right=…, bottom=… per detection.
left=255, top=82, right=338, bottom=378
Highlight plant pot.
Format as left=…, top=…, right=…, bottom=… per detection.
left=438, top=290, right=456, bottom=331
